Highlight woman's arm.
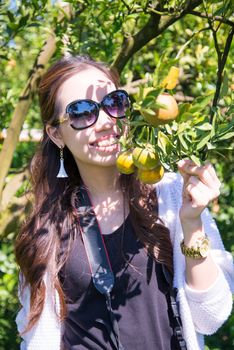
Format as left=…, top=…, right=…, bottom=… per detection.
left=16, top=272, right=62, bottom=350
left=156, top=170, right=234, bottom=337
left=182, top=207, right=234, bottom=334
left=178, top=159, right=222, bottom=290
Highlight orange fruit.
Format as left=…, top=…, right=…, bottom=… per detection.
left=132, top=144, right=159, bottom=170
left=137, top=165, right=164, bottom=184
left=141, top=93, right=179, bottom=127
left=116, top=150, right=135, bottom=174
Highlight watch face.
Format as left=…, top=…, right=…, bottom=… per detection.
left=200, top=238, right=210, bottom=258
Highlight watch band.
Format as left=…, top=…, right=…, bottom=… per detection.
left=180, top=235, right=210, bottom=259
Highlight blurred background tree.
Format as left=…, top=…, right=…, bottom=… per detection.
left=0, top=0, right=233, bottom=349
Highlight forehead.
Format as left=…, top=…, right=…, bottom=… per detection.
left=56, top=66, right=116, bottom=109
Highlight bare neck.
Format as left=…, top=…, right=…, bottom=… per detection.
left=78, top=163, right=122, bottom=201
left=77, top=164, right=128, bottom=235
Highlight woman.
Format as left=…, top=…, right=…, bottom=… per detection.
left=15, top=55, right=234, bottom=350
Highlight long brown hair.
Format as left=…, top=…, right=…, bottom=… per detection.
left=15, top=55, right=173, bottom=333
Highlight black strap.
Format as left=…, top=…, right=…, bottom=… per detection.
left=77, top=185, right=186, bottom=350
left=162, top=265, right=187, bottom=350
left=77, top=186, right=124, bottom=350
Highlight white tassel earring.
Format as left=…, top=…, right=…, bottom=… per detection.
left=57, top=146, right=68, bottom=178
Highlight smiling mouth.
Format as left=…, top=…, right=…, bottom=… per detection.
left=90, top=135, right=120, bottom=147
left=89, top=135, right=120, bottom=153
left=90, top=143, right=119, bottom=153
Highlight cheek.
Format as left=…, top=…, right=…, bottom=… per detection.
left=62, top=128, right=90, bottom=153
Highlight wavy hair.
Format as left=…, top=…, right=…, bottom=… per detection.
left=15, top=55, right=173, bottom=333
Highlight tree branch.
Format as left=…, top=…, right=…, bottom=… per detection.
left=189, top=10, right=234, bottom=27
left=121, top=78, right=194, bottom=101
left=120, top=0, right=131, bottom=12
left=211, top=26, right=234, bottom=121
left=111, top=12, right=161, bottom=73
left=111, top=0, right=203, bottom=74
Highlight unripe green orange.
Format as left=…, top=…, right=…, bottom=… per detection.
left=137, top=165, right=164, bottom=184
left=116, top=150, right=135, bottom=174
left=132, top=144, right=159, bottom=170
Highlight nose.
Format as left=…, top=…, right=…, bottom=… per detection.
left=94, top=109, right=116, bottom=132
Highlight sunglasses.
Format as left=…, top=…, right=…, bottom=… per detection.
left=55, top=89, right=131, bottom=130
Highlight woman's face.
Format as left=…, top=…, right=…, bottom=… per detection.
left=54, top=66, right=123, bottom=170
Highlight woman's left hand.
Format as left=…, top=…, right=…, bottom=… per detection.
left=177, top=159, right=221, bottom=224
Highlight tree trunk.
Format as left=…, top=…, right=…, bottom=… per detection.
left=0, top=36, right=56, bottom=206
left=0, top=2, right=71, bottom=207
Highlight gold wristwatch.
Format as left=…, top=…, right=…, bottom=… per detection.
left=180, top=235, right=210, bottom=259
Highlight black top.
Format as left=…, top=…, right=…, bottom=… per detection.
left=60, top=216, right=180, bottom=350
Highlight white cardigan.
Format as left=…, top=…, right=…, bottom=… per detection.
left=16, top=172, right=234, bottom=350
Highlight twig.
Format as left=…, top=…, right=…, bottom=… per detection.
left=121, top=79, right=194, bottom=101
left=112, top=0, right=203, bottom=73
left=189, top=10, right=234, bottom=27
left=120, top=0, right=131, bottom=12
left=210, top=26, right=234, bottom=122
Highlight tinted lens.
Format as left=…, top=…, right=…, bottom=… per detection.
left=102, top=90, right=130, bottom=118
left=67, top=100, right=98, bottom=129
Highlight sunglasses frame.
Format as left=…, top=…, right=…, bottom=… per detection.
left=56, top=89, right=130, bottom=130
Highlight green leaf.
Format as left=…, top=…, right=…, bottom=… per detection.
left=140, top=108, right=155, bottom=116
left=129, top=120, right=148, bottom=126
left=216, top=122, right=234, bottom=138
left=215, top=132, right=234, bottom=141
left=189, top=93, right=214, bottom=113
left=164, top=124, right=172, bottom=135
left=6, top=10, right=15, bottom=23
left=210, top=113, right=217, bottom=138
left=195, top=123, right=212, bottom=131
left=157, top=131, right=173, bottom=154
left=211, top=146, right=233, bottom=150
left=178, top=112, right=193, bottom=122
left=196, top=134, right=211, bottom=150
left=145, top=88, right=162, bottom=99
left=19, top=14, right=30, bottom=28
left=178, top=133, right=189, bottom=150
left=178, top=102, right=190, bottom=115
left=190, top=155, right=201, bottom=166
left=177, top=122, right=188, bottom=133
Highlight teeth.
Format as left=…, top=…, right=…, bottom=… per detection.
left=96, top=140, right=115, bottom=146
left=93, top=137, right=117, bottom=147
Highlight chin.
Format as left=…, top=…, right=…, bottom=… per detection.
left=92, top=153, right=118, bottom=167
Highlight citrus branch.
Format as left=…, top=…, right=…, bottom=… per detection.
left=111, top=0, right=203, bottom=74
left=189, top=10, right=234, bottom=27
left=210, top=26, right=234, bottom=121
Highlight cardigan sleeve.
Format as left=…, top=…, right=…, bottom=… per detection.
left=183, top=206, right=234, bottom=334
left=16, top=273, right=61, bottom=350
left=156, top=172, right=234, bottom=335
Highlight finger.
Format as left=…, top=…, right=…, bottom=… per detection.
left=204, top=161, right=221, bottom=186
left=178, top=160, right=219, bottom=189
left=177, top=159, right=194, bottom=183
left=185, top=179, right=210, bottom=207
left=184, top=176, right=220, bottom=205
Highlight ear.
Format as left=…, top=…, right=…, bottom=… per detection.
left=46, top=125, right=64, bottom=148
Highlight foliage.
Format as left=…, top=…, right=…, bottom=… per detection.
left=123, top=77, right=233, bottom=171
left=0, top=234, right=19, bottom=349
left=0, top=0, right=233, bottom=349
